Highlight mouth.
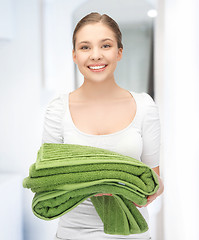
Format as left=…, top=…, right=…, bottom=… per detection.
left=87, top=64, right=108, bottom=72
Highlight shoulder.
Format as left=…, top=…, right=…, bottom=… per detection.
left=131, top=91, right=159, bottom=120
left=42, top=93, right=68, bottom=144
left=44, top=93, right=68, bottom=125
left=132, top=91, right=156, bottom=106
left=133, top=91, right=158, bottom=108
left=45, top=93, right=67, bottom=114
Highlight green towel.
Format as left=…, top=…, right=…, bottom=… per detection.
left=23, top=143, right=159, bottom=235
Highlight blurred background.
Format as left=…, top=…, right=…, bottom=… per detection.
left=0, top=0, right=199, bottom=240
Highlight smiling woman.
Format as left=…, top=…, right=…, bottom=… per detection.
left=72, top=19, right=123, bottom=84
left=39, top=12, right=164, bottom=240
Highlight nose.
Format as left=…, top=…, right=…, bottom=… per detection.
left=90, top=47, right=102, bottom=61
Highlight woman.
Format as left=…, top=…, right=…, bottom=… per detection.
left=42, top=12, right=164, bottom=240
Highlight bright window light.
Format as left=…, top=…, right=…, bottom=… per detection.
left=147, top=9, right=158, bottom=18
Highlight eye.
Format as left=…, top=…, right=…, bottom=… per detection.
left=80, top=46, right=89, bottom=50
left=102, top=44, right=111, bottom=48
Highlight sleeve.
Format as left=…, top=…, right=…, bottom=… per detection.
left=140, top=93, right=161, bottom=168
left=42, top=95, right=65, bottom=144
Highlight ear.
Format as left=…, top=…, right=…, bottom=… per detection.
left=72, top=49, right=77, bottom=64
left=117, top=48, right=123, bottom=61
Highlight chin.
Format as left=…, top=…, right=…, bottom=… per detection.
left=86, top=77, right=108, bottom=83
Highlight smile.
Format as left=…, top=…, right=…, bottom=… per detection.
left=88, top=65, right=108, bottom=72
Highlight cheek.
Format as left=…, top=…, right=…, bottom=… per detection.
left=76, top=54, right=88, bottom=66
left=107, top=50, right=120, bottom=62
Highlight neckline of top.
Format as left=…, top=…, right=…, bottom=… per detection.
left=66, top=90, right=138, bottom=137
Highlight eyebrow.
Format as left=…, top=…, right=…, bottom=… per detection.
left=78, top=38, right=114, bottom=45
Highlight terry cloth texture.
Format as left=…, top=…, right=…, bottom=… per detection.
left=23, top=143, right=159, bottom=235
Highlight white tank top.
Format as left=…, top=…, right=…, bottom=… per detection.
left=42, top=90, right=160, bottom=240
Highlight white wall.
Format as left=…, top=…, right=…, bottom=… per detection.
left=155, top=0, right=199, bottom=239
left=0, top=0, right=42, bottom=173
left=0, top=174, right=23, bottom=240
left=0, top=0, right=86, bottom=239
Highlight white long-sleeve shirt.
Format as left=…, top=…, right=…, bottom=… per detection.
left=42, top=91, right=161, bottom=240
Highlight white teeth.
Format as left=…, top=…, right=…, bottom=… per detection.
left=89, top=65, right=106, bottom=70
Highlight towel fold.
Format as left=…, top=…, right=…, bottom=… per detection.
left=23, top=143, right=159, bottom=235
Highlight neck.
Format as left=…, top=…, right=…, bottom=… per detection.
left=78, top=78, right=122, bottom=102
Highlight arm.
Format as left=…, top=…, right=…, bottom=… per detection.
left=135, top=93, right=164, bottom=207
left=42, top=95, right=64, bottom=144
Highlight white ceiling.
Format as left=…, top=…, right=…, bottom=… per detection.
left=72, top=0, right=157, bottom=27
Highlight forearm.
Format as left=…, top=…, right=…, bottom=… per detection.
left=155, top=172, right=164, bottom=197
left=152, top=166, right=164, bottom=197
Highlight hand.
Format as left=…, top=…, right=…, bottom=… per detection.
left=94, top=193, right=113, bottom=197
left=133, top=172, right=164, bottom=208
left=133, top=191, right=159, bottom=208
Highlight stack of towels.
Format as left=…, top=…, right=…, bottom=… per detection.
left=23, top=143, right=159, bottom=235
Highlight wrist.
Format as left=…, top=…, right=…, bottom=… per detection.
left=156, top=174, right=164, bottom=197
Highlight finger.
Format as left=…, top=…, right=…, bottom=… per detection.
left=94, top=194, right=103, bottom=196
left=94, top=193, right=112, bottom=197
left=133, top=202, right=144, bottom=208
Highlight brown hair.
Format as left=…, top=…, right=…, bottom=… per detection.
left=72, top=12, right=123, bottom=50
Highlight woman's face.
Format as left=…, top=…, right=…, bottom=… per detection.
left=72, top=22, right=123, bottom=83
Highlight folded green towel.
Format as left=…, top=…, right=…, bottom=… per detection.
left=23, top=143, right=159, bottom=235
